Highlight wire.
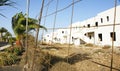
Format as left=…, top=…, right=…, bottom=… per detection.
left=31, top=0, right=45, bottom=71
left=67, top=0, right=74, bottom=66
left=44, top=23, right=120, bottom=30
left=41, top=0, right=51, bottom=43
left=52, top=0, right=59, bottom=43
left=44, top=0, right=53, bottom=7
left=42, top=0, right=82, bottom=18
left=35, top=0, right=45, bottom=47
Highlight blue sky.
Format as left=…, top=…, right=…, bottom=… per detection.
left=0, top=0, right=119, bottom=39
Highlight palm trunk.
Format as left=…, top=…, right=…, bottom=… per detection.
left=16, top=39, right=21, bottom=46
left=0, top=33, right=2, bottom=41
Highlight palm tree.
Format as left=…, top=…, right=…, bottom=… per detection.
left=12, top=12, right=46, bottom=47
left=0, top=0, right=15, bottom=17
left=0, top=27, right=7, bottom=41
left=3, top=31, right=12, bottom=42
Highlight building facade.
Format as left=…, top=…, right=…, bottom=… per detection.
left=43, top=5, right=120, bottom=46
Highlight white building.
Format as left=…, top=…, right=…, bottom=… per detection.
left=43, top=29, right=69, bottom=44
left=43, top=5, right=120, bottom=46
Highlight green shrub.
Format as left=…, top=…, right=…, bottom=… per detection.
left=0, top=52, right=8, bottom=66
left=6, top=53, right=19, bottom=65
left=0, top=52, right=20, bottom=66
left=0, top=46, right=24, bottom=66
left=13, top=47, right=23, bottom=55
left=5, top=46, right=24, bottom=55
left=5, top=47, right=14, bottom=53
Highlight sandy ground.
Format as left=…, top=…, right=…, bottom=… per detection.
left=41, top=44, right=120, bottom=71
left=0, top=44, right=120, bottom=71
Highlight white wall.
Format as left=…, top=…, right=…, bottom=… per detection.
left=43, top=5, right=120, bottom=46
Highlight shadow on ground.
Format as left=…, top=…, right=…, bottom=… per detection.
left=48, top=53, right=91, bottom=71
left=50, top=53, right=91, bottom=65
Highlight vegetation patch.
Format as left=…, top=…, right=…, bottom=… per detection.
left=84, top=43, right=94, bottom=47
left=0, top=46, right=24, bottom=66
left=102, top=45, right=111, bottom=49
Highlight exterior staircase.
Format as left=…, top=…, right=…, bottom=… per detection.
left=72, top=28, right=94, bottom=44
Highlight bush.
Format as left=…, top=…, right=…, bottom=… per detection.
left=13, top=47, right=23, bottom=55
left=6, top=53, right=19, bottom=65
left=0, top=46, right=24, bottom=66
left=0, top=52, right=8, bottom=66
left=0, top=52, right=20, bottom=66
left=5, top=46, right=24, bottom=55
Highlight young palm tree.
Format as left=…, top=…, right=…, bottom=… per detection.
left=3, top=31, right=12, bottom=42
left=0, top=27, right=8, bottom=41
left=12, top=12, right=46, bottom=47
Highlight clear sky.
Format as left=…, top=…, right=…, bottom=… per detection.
left=0, top=0, right=120, bottom=39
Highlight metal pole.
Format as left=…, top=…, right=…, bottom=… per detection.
left=110, top=0, right=117, bottom=71
left=67, top=0, right=74, bottom=63
left=31, top=0, right=44, bottom=71
left=35, top=0, right=44, bottom=47
left=41, top=0, right=50, bottom=44
left=52, top=0, right=59, bottom=44
left=24, top=0, right=30, bottom=71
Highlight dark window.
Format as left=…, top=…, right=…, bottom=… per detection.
left=101, top=18, right=103, bottom=23
left=87, top=24, right=90, bottom=28
left=44, top=39, right=46, bottom=41
left=76, top=27, right=77, bottom=30
left=72, top=37, right=74, bottom=42
left=47, top=35, right=49, bottom=37
left=95, top=22, right=98, bottom=27
left=107, top=16, right=109, bottom=22
left=98, top=33, right=102, bottom=41
left=89, top=36, right=92, bottom=39
left=62, top=31, right=64, bottom=34
left=110, top=32, right=116, bottom=41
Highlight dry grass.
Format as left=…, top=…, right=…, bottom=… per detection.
left=49, top=62, right=76, bottom=71
left=84, top=43, right=94, bottom=47
left=102, top=45, right=111, bottom=49
left=1, top=35, right=120, bottom=71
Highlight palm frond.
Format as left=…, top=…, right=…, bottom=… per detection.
left=0, top=0, right=16, bottom=7
left=0, top=0, right=17, bottom=17
left=39, top=25, right=47, bottom=31
left=0, top=13, right=7, bottom=18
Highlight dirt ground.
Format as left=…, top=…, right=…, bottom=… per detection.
left=40, top=44, right=120, bottom=71
left=0, top=44, right=120, bottom=71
